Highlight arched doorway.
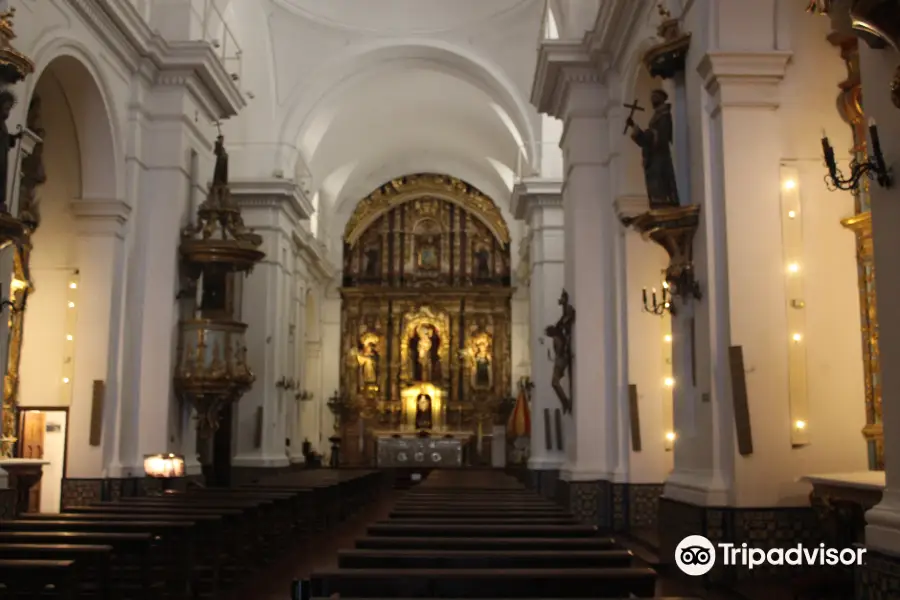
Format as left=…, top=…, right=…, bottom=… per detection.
left=8, top=53, right=122, bottom=511
left=337, top=173, right=513, bottom=466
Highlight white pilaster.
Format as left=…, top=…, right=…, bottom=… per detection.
left=861, top=44, right=900, bottom=556
left=532, top=44, right=619, bottom=482
left=116, top=86, right=217, bottom=477
left=66, top=200, right=130, bottom=478
left=513, top=178, right=565, bottom=470
left=661, top=51, right=791, bottom=506
left=231, top=179, right=313, bottom=469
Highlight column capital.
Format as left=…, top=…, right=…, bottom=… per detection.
left=70, top=198, right=132, bottom=238
left=532, top=41, right=608, bottom=119
left=697, top=51, right=792, bottom=111
left=512, top=178, right=563, bottom=222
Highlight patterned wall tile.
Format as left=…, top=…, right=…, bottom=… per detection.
left=629, top=483, right=664, bottom=529
left=857, top=549, right=900, bottom=600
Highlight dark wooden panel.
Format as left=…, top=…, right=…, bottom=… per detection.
left=628, top=384, right=642, bottom=452
left=89, top=381, right=104, bottom=447
left=729, top=345, right=753, bottom=456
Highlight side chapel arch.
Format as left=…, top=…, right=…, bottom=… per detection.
left=338, top=173, right=514, bottom=463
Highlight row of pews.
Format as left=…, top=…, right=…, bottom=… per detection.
left=309, top=469, right=696, bottom=599
left=0, top=468, right=383, bottom=599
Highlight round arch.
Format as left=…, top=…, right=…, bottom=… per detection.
left=28, top=37, right=122, bottom=202
left=277, top=39, right=536, bottom=172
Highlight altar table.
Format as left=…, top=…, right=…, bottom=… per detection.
left=376, top=435, right=465, bottom=468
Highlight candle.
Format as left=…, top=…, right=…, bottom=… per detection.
left=642, top=288, right=648, bottom=304
left=869, top=118, right=883, bottom=160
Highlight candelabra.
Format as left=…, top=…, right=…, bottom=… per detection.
left=642, top=282, right=672, bottom=316
left=295, top=390, right=313, bottom=401
left=275, top=376, right=297, bottom=389
left=821, top=119, right=892, bottom=191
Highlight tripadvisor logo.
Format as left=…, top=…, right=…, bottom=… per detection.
left=675, top=535, right=867, bottom=576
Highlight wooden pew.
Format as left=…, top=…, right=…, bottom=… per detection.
left=366, top=523, right=599, bottom=538
left=0, top=558, right=78, bottom=599
left=336, top=548, right=635, bottom=569
left=0, top=520, right=194, bottom=599
left=389, top=510, right=569, bottom=519
left=0, top=543, right=112, bottom=600
left=0, top=531, right=154, bottom=599
left=355, top=536, right=617, bottom=551
left=309, top=566, right=658, bottom=598
left=376, top=516, right=580, bottom=525
left=21, top=512, right=222, bottom=598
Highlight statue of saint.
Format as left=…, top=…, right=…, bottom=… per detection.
left=364, top=245, right=380, bottom=278
left=18, top=96, right=44, bottom=229
left=0, top=90, right=22, bottom=213
left=474, top=246, right=491, bottom=280
left=213, top=134, right=228, bottom=187
left=415, top=393, right=433, bottom=430
left=472, top=338, right=492, bottom=389
left=357, top=341, right=379, bottom=387
left=626, top=89, right=680, bottom=208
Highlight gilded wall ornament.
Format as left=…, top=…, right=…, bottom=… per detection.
left=344, top=173, right=510, bottom=246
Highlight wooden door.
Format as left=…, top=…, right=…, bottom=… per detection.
left=18, top=411, right=44, bottom=511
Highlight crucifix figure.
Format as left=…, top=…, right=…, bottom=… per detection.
left=625, top=89, right=680, bottom=208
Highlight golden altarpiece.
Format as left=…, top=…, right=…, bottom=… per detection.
left=337, top=173, right=513, bottom=466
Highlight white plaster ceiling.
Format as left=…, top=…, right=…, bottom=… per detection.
left=272, top=0, right=533, bottom=34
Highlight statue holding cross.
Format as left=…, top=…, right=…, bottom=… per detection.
left=624, top=89, right=680, bottom=208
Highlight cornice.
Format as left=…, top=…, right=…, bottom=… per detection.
left=70, top=0, right=245, bottom=119
left=70, top=198, right=132, bottom=238
left=532, top=40, right=603, bottom=118
left=512, top=178, right=563, bottom=221
left=230, top=178, right=314, bottom=221
left=697, top=51, right=792, bottom=110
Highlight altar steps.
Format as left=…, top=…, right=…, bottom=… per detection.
left=308, top=469, right=675, bottom=598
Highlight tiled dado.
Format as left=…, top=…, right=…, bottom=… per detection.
left=61, top=474, right=206, bottom=507
left=658, top=496, right=825, bottom=585
left=551, top=478, right=664, bottom=531
left=0, top=488, right=15, bottom=517
left=857, top=549, right=900, bottom=600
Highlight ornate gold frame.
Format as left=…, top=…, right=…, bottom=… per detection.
left=398, top=304, right=451, bottom=387
left=344, top=173, right=510, bottom=247
left=2, top=243, right=32, bottom=450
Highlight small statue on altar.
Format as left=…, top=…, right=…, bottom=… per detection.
left=411, top=324, right=441, bottom=382
left=356, top=339, right=380, bottom=387
left=415, top=393, right=433, bottom=430
left=625, top=89, right=680, bottom=208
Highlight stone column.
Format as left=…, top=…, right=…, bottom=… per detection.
left=66, top=200, right=130, bottom=478
left=532, top=46, right=620, bottom=523
left=230, top=179, right=313, bottom=470
left=861, top=44, right=900, bottom=557
left=512, top=178, right=565, bottom=474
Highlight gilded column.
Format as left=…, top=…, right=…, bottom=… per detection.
left=831, top=33, right=882, bottom=469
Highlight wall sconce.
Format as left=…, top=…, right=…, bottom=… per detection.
left=276, top=376, right=296, bottom=389
left=642, top=282, right=671, bottom=316
left=821, top=120, right=892, bottom=191
left=295, top=390, right=313, bottom=402
left=664, top=431, right=676, bottom=451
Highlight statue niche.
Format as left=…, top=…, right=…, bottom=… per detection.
left=414, top=218, right=441, bottom=273
left=415, top=392, right=433, bottom=430
left=409, top=323, right=441, bottom=383
left=467, top=320, right=494, bottom=391
left=356, top=331, right=381, bottom=391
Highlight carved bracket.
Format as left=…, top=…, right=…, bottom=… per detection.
left=643, top=4, right=692, bottom=79
left=627, top=205, right=702, bottom=310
